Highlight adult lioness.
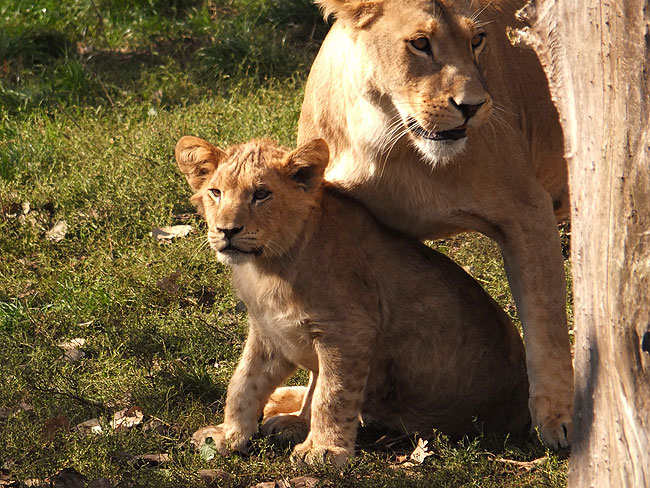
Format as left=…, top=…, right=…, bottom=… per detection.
left=177, top=136, right=529, bottom=466
left=298, top=0, right=573, bottom=448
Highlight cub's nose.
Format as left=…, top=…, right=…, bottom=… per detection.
left=449, top=97, right=485, bottom=121
left=219, top=226, right=243, bottom=240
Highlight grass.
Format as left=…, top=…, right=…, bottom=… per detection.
left=0, top=1, right=571, bottom=486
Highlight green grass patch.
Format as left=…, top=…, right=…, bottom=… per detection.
left=0, top=1, right=571, bottom=486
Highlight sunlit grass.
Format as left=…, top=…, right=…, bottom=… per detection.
left=0, top=1, right=570, bottom=486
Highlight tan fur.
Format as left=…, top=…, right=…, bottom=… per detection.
left=177, top=136, right=529, bottom=466
left=298, top=0, right=573, bottom=448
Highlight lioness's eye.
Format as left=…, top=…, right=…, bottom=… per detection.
left=209, top=188, right=221, bottom=199
left=253, top=189, right=271, bottom=202
left=471, top=33, right=486, bottom=50
left=410, top=37, right=431, bottom=53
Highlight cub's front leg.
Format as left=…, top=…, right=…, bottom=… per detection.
left=193, top=322, right=296, bottom=455
left=291, top=325, right=375, bottom=466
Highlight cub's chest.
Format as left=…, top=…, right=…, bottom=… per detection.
left=233, top=268, right=317, bottom=371
left=251, top=306, right=317, bottom=371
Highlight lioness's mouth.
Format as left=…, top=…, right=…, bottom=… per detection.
left=219, top=244, right=263, bottom=256
left=407, top=118, right=467, bottom=141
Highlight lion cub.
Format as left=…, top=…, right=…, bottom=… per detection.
left=175, top=136, right=529, bottom=465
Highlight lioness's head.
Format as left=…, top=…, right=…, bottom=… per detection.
left=320, top=0, right=493, bottom=162
left=175, top=136, right=330, bottom=265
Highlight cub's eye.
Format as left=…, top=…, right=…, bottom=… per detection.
left=209, top=188, right=221, bottom=199
left=471, top=33, right=486, bottom=50
left=252, top=189, right=271, bottom=202
left=410, top=37, right=431, bottom=53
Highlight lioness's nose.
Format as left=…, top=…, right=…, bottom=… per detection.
left=219, top=226, right=243, bottom=240
left=449, top=97, right=485, bottom=121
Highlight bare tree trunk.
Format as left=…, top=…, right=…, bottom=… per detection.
left=510, top=1, right=650, bottom=486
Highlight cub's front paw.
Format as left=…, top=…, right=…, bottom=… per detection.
left=191, top=424, right=250, bottom=456
left=290, top=439, right=352, bottom=466
left=261, top=414, right=308, bottom=444
left=529, top=395, right=573, bottom=449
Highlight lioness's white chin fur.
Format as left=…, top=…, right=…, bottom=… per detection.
left=216, top=251, right=254, bottom=266
left=411, top=136, right=467, bottom=166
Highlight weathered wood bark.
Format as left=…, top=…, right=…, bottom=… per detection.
left=511, top=1, right=650, bottom=486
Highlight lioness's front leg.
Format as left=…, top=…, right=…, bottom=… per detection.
left=291, top=330, right=374, bottom=466
left=494, top=188, right=574, bottom=449
left=193, top=323, right=296, bottom=454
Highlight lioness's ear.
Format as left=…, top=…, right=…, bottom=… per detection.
left=285, top=138, right=330, bottom=192
left=175, top=136, right=226, bottom=191
left=315, top=0, right=382, bottom=28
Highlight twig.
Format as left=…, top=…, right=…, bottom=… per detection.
left=121, top=150, right=162, bottom=167
left=30, top=382, right=109, bottom=412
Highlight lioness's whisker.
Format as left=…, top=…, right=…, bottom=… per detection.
left=470, top=1, right=493, bottom=23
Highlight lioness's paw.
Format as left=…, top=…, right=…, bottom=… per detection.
left=191, top=424, right=250, bottom=455
left=291, top=441, right=352, bottom=466
left=260, top=414, right=308, bottom=444
left=529, top=395, right=573, bottom=449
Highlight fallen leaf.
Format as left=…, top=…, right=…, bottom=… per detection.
left=88, top=479, right=113, bottom=488
left=253, top=482, right=290, bottom=488
left=42, top=415, right=70, bottom=441
left=111, top=406, right=144, bottom=431
left=173, top=212, right=195, bottom=221
left=73, top=418, right=103, bottom=435
left=151, top=225, right=192, bottom=242
left=0, top=469, right=18, bottom=487
left=197, top=469, right=231, bottom=486
left=494, top=455, right=549, bottom=473
left=235, top=301, right=247, bottom=313
left=157, top=271, right=181, bottom=294
left=142, top=419, right=166, bottom=434
left=22, top=480, right=44, bottom=487
left=395, top=454, right=409, bottom=464
left=45, top=220, right=68, bottom=242
left=57, top=338, right=86, bottom=362
left=0, top=408, right=12, bottom=420
left=199, top=436, right=218, bottom=461
left=410, top=438, right=434, bottom=464
left=47, top=467, right=87, bottom=488
left=136, top=453, right=169, bottom=465
left=108, top=451, right=135, bottom=463
left=289, top=476, right=319, bottom=488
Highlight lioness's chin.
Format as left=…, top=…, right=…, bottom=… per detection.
left=216, top=250, right=256, bottom=266
left=411, top=136, right=467, bottom=165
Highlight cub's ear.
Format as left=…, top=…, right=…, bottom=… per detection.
left=285, top=138, right=330, bottom=192
left=315, top=0, right=382, bottom=28
left=175, top=136, right=226, bottom=191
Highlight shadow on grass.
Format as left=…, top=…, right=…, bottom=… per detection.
left=0, top=0, right=328, bottom=114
